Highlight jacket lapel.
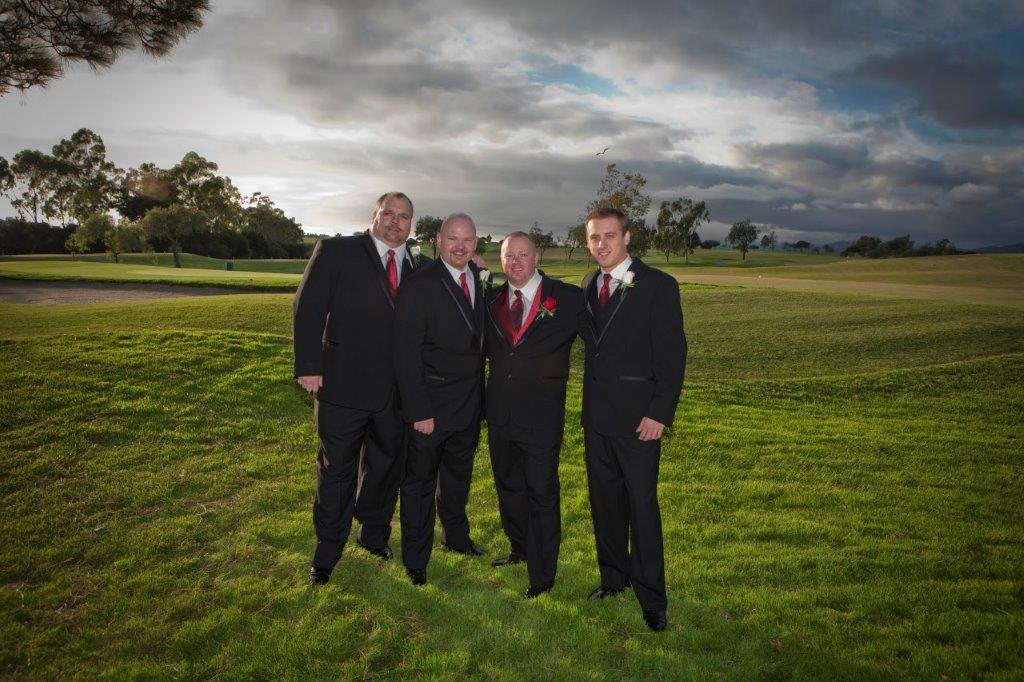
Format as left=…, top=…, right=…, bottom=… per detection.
left=581, top=269, right=600, bottom=344
left=437, top=260, right=476, bottom=336
left=361, top=232, right=397, bottom=308
left=487, top=285, right=512, bottom=348
left=595, top=259, right=642, bottom=345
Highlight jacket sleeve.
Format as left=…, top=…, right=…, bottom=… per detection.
left=646, top=275, right=686, bottom=426
left=293, top=239, right=336, bottom=377
left=393, top=279, right=433, bottom=422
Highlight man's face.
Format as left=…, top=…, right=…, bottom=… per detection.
left=371, top=196, right=413, bottom=248
left=586, top=216, right=631, bottom=270
left=500, top=235, right=539, bottom=288
left=437, top=217, right=478, bottom=270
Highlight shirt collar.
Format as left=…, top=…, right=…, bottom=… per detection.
left=601, top=256, right=633, bottom=281
left=369, top=232, right=407, bottom=263
left=509, top=270, right=542, bottom=301
left=441, top=257, right=470, bottom=282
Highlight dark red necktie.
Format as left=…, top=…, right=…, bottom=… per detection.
left=459, top=272, right=472, bottom=305
left=598, top=273, right=612, bottom=308
left=386, top=249, right=398, bottom=298
left=510, top=289, right=523, bottom=332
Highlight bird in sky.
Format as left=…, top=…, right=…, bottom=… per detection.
left=596, top=147, right=610, bottom=156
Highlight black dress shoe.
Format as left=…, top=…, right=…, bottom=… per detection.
left=356, top=541, right=393, bottom=560
left=588, top=585, right=625, bottom=600
left=442, top=541, right=485, bottom=556
left=643, top=610, right=668, bottom=632
left=525, top=583, right=553, bottom=599
left=308, top=567, right=331, bottom=586
left=407, top=568, right=427, bottom=586
left=491, top=553, right=525, bottom=568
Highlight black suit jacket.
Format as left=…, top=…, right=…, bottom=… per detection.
left=293, top=233, right=427, bottom=410
left=484, top=275, right=584, bottom=431
left=394, top=258, right=486, bottom=432
left=580, top=258, right=686, bottom=438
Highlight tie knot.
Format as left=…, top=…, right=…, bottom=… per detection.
left=387, top=249, right=395, bottom=257
left=603, top=273, right=612, bottom=284
left=513, top=289, right=523, bottom=300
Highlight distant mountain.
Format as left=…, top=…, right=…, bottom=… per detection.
left=975, top=243, right=1024, bottom=253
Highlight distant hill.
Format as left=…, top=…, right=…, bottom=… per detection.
left=975, top=243, right=1024, bottom=253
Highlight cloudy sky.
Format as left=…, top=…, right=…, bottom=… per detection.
left=2, top=0, right=1023, bottom=246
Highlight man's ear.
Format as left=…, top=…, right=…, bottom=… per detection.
left=623, top=229, right=631, bottom=246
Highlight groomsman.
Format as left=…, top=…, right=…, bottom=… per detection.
left=294, top=192, right=428, bottom=585
left=394, top=213, right=487, bottom=586
left=484, top=232, right=584, bottom=598
left=580, top=207, right=686, bottom=632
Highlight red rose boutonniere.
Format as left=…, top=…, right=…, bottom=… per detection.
left=538, top=296, right=557, bottom=319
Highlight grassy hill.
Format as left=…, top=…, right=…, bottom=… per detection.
left=1, top=262, right=1021, bottom=677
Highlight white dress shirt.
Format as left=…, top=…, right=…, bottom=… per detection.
left=441, top=258, right=475, bottom=306
left=508, top=270, right=542, bottom=325
left=369, top=233, right=408, bottom=285
left=600, top=256, right=633, bottom=296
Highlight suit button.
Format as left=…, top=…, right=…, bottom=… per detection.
left=594, top=352, right=600, bottom=358
left=506, top=374, right=513, bottom=379
left=509, top=351, right=515, bottom=356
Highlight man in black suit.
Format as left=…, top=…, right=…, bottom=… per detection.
left=484, top=231, right=583, bottom=598
left=394, top=212, right=488, bottom=586
left=580, top=207, right=686, bottom=632
left=294, top=191, right=426, bottom=585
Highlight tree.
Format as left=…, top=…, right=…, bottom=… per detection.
left=243, top=192, right=303, bottom=258
left=66, top=213, right=109, bottom=258
left=528, top=223, right=555, bottom=262
left=117, top=162, right=173, bottom=220
left=51, top=128, right=121, bottom=223
left=415, top=215, right=443, bottom=257
left=654, top=197, right=710, bottom=264
left=565, top=223, right=585, bottom=261
left=761, top=231, right=777, bottom=251
left=793, top=239, right=811, bottom=253
left=841, top=235, right=882, bottom=258
left=701, top=239, right=720, bottom=249
left=104, top=218, right=146, bottom=263
left=0, top=0, right=211, bottom=95
left=139, top=204, right=204, bottom=267
left=627, top=219, right=653, bottom=258
left=4, top=149, right=75, bottom=223
left=727, top=219, right=758, bottom=260
left=586, top=164, right=652, bottom=223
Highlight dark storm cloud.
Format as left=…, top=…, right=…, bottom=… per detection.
left=845, top=45, right=1024, bottom=128
left=192, top=0, right=1024, bottom=245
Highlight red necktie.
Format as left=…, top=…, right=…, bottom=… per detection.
left=598, top=273, right=612, bottom=308
left=385, top=249, right=398, bottom=298
left=459, top=272, right=472, bottom=305
left=510, top=289, right=523, bottom=332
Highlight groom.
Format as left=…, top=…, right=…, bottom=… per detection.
left=580, top=207, right=686, bottom=632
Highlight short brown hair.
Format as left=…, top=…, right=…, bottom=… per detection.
left=502, top=230, right=536, bottom=253
left=374, top=191, right=414, bottom=217
left=586, top=206, right=628, bottom=232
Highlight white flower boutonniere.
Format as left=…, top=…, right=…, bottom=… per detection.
left=479, top=269, right=492, bottom=288
left=618, top=270, right=636, bottom=292
left=410, top=245, right=422, bottom=263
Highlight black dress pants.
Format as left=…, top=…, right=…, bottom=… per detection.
left=400, top=420, right=481, bottom=570
left=583, top=428, right=667, bottom=611
left=311, top=394, right=405, bottom=570
left=488, top=422, right=562, bottom=589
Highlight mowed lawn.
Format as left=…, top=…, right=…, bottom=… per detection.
left=1, top=273, right=1023, bottom=676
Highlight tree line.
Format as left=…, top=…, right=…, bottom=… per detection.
left=0, top=129, right=305, bottom=265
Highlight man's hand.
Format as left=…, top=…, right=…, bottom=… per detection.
left=413, top=418, right=435, bottom=435
left=636, top=417, right=665, bottom=441
left=297, top=375, right=323, bottom=394
left=471, top=254, right=487, bottom=270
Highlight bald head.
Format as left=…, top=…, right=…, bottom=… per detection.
left=437, top=212, right=478, bottom=270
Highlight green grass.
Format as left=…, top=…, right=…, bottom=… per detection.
left=0, top=259, right=299, bottom=290
left=1, top=274, right=1022, bottom=677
